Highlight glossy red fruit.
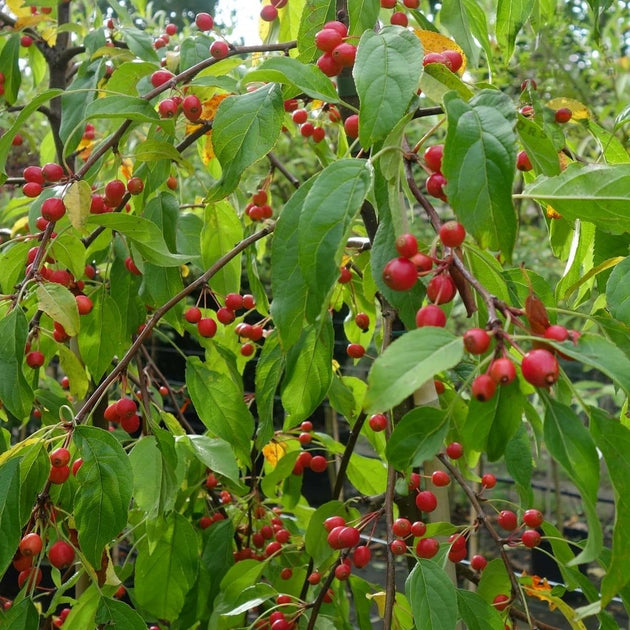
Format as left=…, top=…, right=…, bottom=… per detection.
left=521, top=529, right=542, bottom=548
left=380, top=0, right=396, bottom=6
left=426, top=274, right=456, bottom=304
left=12, top=552, right=32, bottom=572
left=127, top=177, right=144, bottom=195
left=42, top=163, right=64, bottom=182
left=497, top=510, right=518, bottom=531
left=335, top=563, right=351, bottom=581
left=48, top=540, right=75, bottom=568
left=150, top=69, right=174, bottom=88
left=323, top=20, right=348, bottom=36
left=41, top=198, right=66, bottom=222
left=415, top=537, right=439, bottom=559
left=392, top=518, right=412, bottom=538
left=50, top=447, right=71, bottom=468
left=323, top=516, right=346, bottom=532
left=390, top=12, right=408, bottom=26
left=471, top=374, right=497, bottom=402
left=439, top=221, right=466, bottom=248
left=121, top=414, right=140, bottom=433
left=317, top=52, right=342, bottom=77
left=470, top=554, right=487, bottom=571
left=26, top=351, right=45, bottom=368
left=184, top=306, right=202, bottom=323
left=225, top=293, right=244, bottom=311
left=338, top=526, right=360, bottom=548
left=383, top=257, right=418, bottom=291
left=489, top=357, right=516, bottom=384
left=390, top=539, right=408, bottom=555
left=331, top=43, right=357, bottom=67
left=410, top=521, right=427, bottom=537
left=353, top=545, right=371, bottom=568
left=408, top=472, right=421, bottom=490
left=431, top=470, right=450, bottom=487
left=424, top=144, right=444, bottom=172
left=197, top=317, right=217, bottom=338
left=158, top=98, right=178, bottom=118
left=19, top=533, right=43, bottom=557
left=446, top=442, right=463, bottom=459
left=216, top=307, right=235, bottom=325
left=242, top=294, right=256, bottom=309
left=442, top=50, right=463, bottom=72
left=395, top=233, right=418, bottom=259
left=493, top=594, right=510, bottom=611
left=195, top=12, right=214, bottom=30
left=310, top=455, right=328, bottom=473
left=23, top=182, right=43, bottom=197
left=523, top=508, right=544, bottom=528
left=555, top=107, right=572, bottom=123
left=343, top=114, right=359, bottom=139
left=210, top=40, right=229, bottom=59
left=354, top=312, right=370, bottom=331
left=24, top=165, right=44, bottom=184
left=182, top=95, right=202, bottom=122
left=76, top=294, right=93, bottom=315
left=448, top=544, right=467, bottom=563
left=426, top=172, right=447, bottom=199
left=18, top=567, right=42, bottom=589
left=72, top=458, right=83, bottom=476
left=49, top=465, right=70, bottom=484
left=481, top=473, right=497, bottom=489
left=415, top=490, right=438, bottom=512
left=423, top=52, right=451, bottom=68
left=292, top=108, right=308, bottom=125
left=315, top=28, right=343, bottom=52
left=411, top=252, right=433, bottom=272
left=403, top=0, right=420, bottom=6
left=346, top=343, right=365, bottom=359
left=104, top=179, right=126, bottom=206
left=414, top=305, right=446, bottom=328
left=516, top=150, right=533, bottom=172
left=463, top=328, right=491, bottom=354
left=521, top=348, right=559, bottom=387
left=368, top=413, right=387, bottom=432
left=543, top=324, right=569, bottom=342
left=260, top=4, right=278, bottom=21
left=308, top=571, right=322, bottom=584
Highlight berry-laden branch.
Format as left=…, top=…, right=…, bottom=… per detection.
left=73, top=222, right=276, bottom=424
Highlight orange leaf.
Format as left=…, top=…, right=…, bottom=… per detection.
left=525, top=293, right=550, bottom=334
left=262, top=441, right=287, bottom=467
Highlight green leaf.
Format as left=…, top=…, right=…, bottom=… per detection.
left=85, top=95, right=160, bottom=123
left=545, top=333, right=630, bottom=397
left=73, top=426, right=133, bottom=568
left=78, top=290, right=122, bottom=380
left=516, top=115, right=561, bottom=176
left=207, top=84, right=284, bottom=201
left=219, top=584, right=277, bottom=618
left=0, top=598, right=40, bottom=629
left=134, top=139, right=186, bottom=166
left=49, top=231, right=87, bottom=280
left=419, top=62, right=473, bottom=103
left=443, top=89, right=517, bottom=260
left=109, top=251, right=145, bottom=342
left=129, top=436, right=178, bottom=516
left=62, top=584, right=100, bottom=630
left=462, top=380, right=524, bottom=461
left=504, top=423, right=534, bottom=507
left=281, top=319, right=334, bottom=428
left=590, top=409, right=630, bottom=603
left=57, top=345, right=89, bottom=400
left=36, top=283, right=80, bottom=337
left=386, top=408, right=448, bottom=471
left=476, top=558, right=511, bottom=604
left=184, top=435, right=240, bottom=484
left=0, top=36, right=21, bottom=105
left=121, top=26, right=159, bottom=62
left=95, top=598, right=146, bottom=630
left=606, top=256, right=630, bottom=325
left=520, top=163, right=630, bottom=234
left=135, top=513, right=200, bottom=621
left=354, top=27, right=423, bottom=147
left=200, top=201, right=243, bottom=296
left=346, top=452, right=387, bottom=494
left=254, top=331, right=286, bottom=447
left=244, top=56, right=339, bottom=103
left=587, top=120, right=629, bottom=164
left=18, top=442, right=49, bottom=528
left=86, top=213, right=192, bottom=266
left=457, top=589, right=505, bottom=630
left=0, top=308, right=33, bottom=419
left=347, top=0, right=380, bottom=36
left=298, top=159, right=373, bottom=322
left=0, top=241, right=29, bottom=294
left=186, top=357, right=254, bottom=463
left=543, top=398, right=602, bottom=565
left=0, top=458, right=21, bottom=579
left=406, top=559, right=458, bottom=630
left=297, top=0, right=336, bottom=62
left=440, top=0, right=481, bottom=66
left=270, top=177, right=316, bottom=349
left=364, top=328, right=463, bottom=414
left=496, top=0, right=533, bottom=61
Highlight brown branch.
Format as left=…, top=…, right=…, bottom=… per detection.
left=412, top=106, right=444, bottom=119
left=267, top=152, right=301, bottom=189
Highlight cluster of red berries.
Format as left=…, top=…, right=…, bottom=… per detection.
left=153, top=22, right=178, bottom=49
left=314, top=21, right=356, bottom=77
left=290, top=107, right=327, bottom=143
left=245, top=188, right=273, bottom=221
left=496, top=507, right=544, bottom=548
left=423, top=143, right=448, bottom=201
left=322, top=516, right=372, bottom=582
left=21, top=162, right=66, bottom=199
left=422, top=49, right=464, bottom=73
left=104, top=397, right=141, bottom=433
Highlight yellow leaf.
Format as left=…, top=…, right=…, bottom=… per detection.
left=0, top=436, right=44, bottom=466
left=15, top=14, right=49, bottom=28
left=41, top=26, right=57, bottom=47
left=121, top=159, right=134, bottom=181
left=181, top=265, right=190, bottom=278
left=546, top=205, right=562, bottom=219
left=558, top=151, right=572, bottom=171
left=413, top=30, right=467, bottom=74
left=366, top=591, right=387, bottom=617
left=522, top=577, right=587, bottom=630
left=262, top=441, right=287, bottom=467
left=547, top=97, right=590, bottom=121
left=6, top=0, right=29, bottom=18
left=11, top=216, right=30, bottom=236
left=203, top=93, right=230, bottom=121
left=201, top=131, right=215, bottom=165
left=64, top=180, right=92, bottom=231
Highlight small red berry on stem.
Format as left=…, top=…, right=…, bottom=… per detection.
left=415, top=490, right=438, bottom=512
left=497, top=509, right=518, bottom=531
left=431, top=470, right=450, bottom=487
left=424, top=144, right=444, bottom=172
left=523, top=508, right=544, bottom=528
left=521, top=348, right=559, bottom=387
left=489, top=357, right=516, bottom=385
left=521, top=529, right=542, bottom=548
left=382, top=257, right=418, bottom=291
left=439, top=221, right=466, bottom=248
left=395, top=233, right=418, bottom=259
left=368, top=413, right=387, bottom=432
left=446, top=442, right=463, bottom=459
left=481, top=473, right=497, bottom=489
left=554, top=107, right=572, bottom=123
left=463, top=328, right=491, bottom=354
left=415, top=305, right=447, bottom=328
left=471, top=374, right=496, bottom=402
left=416, top=537, right=439, bottom=559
